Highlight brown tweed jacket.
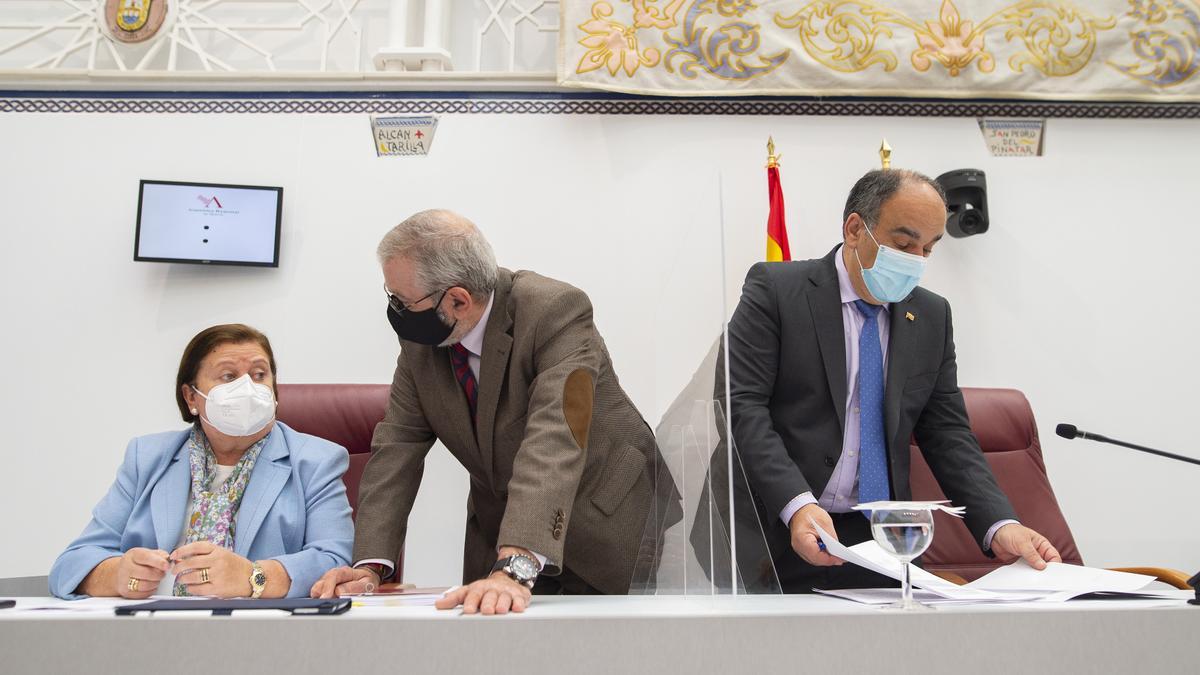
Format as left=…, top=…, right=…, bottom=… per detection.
left=353, top=268, right=657, bottom=594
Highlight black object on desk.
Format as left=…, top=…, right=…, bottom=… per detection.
left=114, top=597, right=351, bottom=616
left=1189, top=573, right=1200, bottom=606
left=0, top=599, right=15, bottom=610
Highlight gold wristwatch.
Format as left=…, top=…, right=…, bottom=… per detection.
left=249, top=562, right=267, bottom=599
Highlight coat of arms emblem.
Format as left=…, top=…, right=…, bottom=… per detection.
left=105, top=0, right=168, bottom=43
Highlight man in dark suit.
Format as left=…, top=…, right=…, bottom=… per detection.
left=312, top=209, right=659, bottom=613
left=729, top=169, right=1061, bottom=592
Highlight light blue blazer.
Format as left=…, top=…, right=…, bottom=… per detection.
left=49, top=421, right=354, bottom=599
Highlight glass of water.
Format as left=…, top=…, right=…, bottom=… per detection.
left=870, top=507, right=935, bottom=610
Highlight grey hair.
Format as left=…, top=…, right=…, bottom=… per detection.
left=376, top=209, right=498, bottom=301
left=842, top=169, right=948, bottom=226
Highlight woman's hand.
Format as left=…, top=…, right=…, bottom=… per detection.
left=170, top=541, right=254, bottom=598
left=114, top=548, right=170, bottom=598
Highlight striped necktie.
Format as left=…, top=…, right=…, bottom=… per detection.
left=449, top=343, right=478, bottom=424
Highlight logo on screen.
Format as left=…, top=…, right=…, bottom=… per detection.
left=196, top=194, right=224, bottom=209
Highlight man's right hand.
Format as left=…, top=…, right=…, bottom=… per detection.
left=310, top=566, right=381, bottom=599
left=789, top=503, right=844, bottom=566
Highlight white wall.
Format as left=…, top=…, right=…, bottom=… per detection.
left=2, top=106, right=1197, bottom=586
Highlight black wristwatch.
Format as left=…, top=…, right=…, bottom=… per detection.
left=491, top=554, right=540, bottom=588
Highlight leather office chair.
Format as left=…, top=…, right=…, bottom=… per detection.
left=910, top=387, right=1190, bottom=588
left=276, top=383, right=405, bottom=580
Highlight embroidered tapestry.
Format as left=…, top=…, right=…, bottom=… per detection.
left=558, top=0, right=1200, bottom=100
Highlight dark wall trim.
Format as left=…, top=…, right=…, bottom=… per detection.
left=2, top=91, right=1199, bottom=118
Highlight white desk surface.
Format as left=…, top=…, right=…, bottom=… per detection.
left=2, top=590, right=1196, bottom=620
left=2, top=593, right=1197, bottom=674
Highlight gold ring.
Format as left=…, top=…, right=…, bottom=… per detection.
left=199, top=568, right=209, bottom=583
left=127, top=578, right=139, bottom=592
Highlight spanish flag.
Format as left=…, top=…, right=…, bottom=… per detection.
left=765, top=139, right=791, bottom=262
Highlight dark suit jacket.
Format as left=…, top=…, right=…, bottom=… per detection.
left=728, top=246, right=1017, bottom=576
left=354, top=268, right=657, bottom=594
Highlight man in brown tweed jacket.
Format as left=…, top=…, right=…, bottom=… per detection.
left=312, top=209, right=658, bottom=614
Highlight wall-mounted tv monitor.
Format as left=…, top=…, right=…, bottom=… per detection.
left=134, top=180, right=283, bottom=267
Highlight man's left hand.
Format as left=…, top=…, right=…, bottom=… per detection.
left=989, top=523, right=1062, bottom=570
left=435, top=573, right=532, bottom=615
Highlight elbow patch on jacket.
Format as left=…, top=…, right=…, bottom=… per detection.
left=563, top=369, right=595, bottom=450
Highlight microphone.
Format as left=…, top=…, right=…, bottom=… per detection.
left=1058, top=422, right=1200, bottom=604
left=1054, top=423, right=1110, bottom=443
left=1055, top=423, right=1200, bottom=467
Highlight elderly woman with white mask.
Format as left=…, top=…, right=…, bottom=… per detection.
left=49, top=324, right=353, bottom=599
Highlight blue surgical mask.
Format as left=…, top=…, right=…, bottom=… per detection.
left=854, top=224, right=927, bottom=303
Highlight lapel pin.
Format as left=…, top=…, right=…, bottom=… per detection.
left=906, top=312, right=915, bottom=322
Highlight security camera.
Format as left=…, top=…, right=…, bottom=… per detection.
left=936, top=169, right=989, bottom=237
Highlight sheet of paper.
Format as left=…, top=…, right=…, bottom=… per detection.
left=1037, top=589, right=1186, bottom=603
left=12, top=597, right=148, bottom=613
left=818, top=588, right=1189, bottom=609
left=358, top=586, right=450, bottom=597
left=815, top=588, right=993, bottom=605
left=966, top=560, right=1155, bottom=594
left=810, top=523, right=893, bottom=579
left=817, top=587, right=941, bottom=605
left=815, top=587, right=1042, bottom=606
left=812, top=522, right=1009, bottom=601
left=853, top=501, right=966, bottom=518
left=345, top=585, right=450, bottom=607
left=346, top=592, right=445, bottom=607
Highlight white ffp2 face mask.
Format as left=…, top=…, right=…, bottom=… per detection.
left=192, top=373, right=276, bottom=437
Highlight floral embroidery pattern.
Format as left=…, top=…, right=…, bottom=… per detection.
left=173, top=427, right=266, bottom=596
left=564, top=1, right=1200, bottom=98
left=775, top=0, right=1116, bottom=78
left=577, top=2, right=664, bottom=76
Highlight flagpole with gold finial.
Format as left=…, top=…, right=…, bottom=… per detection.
left=767, top=136, right=781, bottom=169
left=879, top=138, right=892, bottom=169
left=765, top=137, right=791, bottom=262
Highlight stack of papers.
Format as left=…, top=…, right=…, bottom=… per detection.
left=965, top=559, right=1168, bottom=602
left=811, top=522, right=1174, bottom=606
left=346, top=586, right=449, bottom=608
left=853, top=500, right=966, bottom=518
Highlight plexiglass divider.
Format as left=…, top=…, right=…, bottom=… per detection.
left=629, top=173, right=779, bottom=595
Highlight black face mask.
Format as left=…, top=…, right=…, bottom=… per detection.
left=386, top=290, right=456, bottom=346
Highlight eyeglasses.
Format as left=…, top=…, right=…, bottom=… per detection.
left=384, top=285, right=444, bottom=315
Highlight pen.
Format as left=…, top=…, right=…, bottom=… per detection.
left=807, top=515, right=829, bottom=553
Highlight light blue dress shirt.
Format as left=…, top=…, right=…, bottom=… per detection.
left=779, top=251, right=1015, bottom=548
